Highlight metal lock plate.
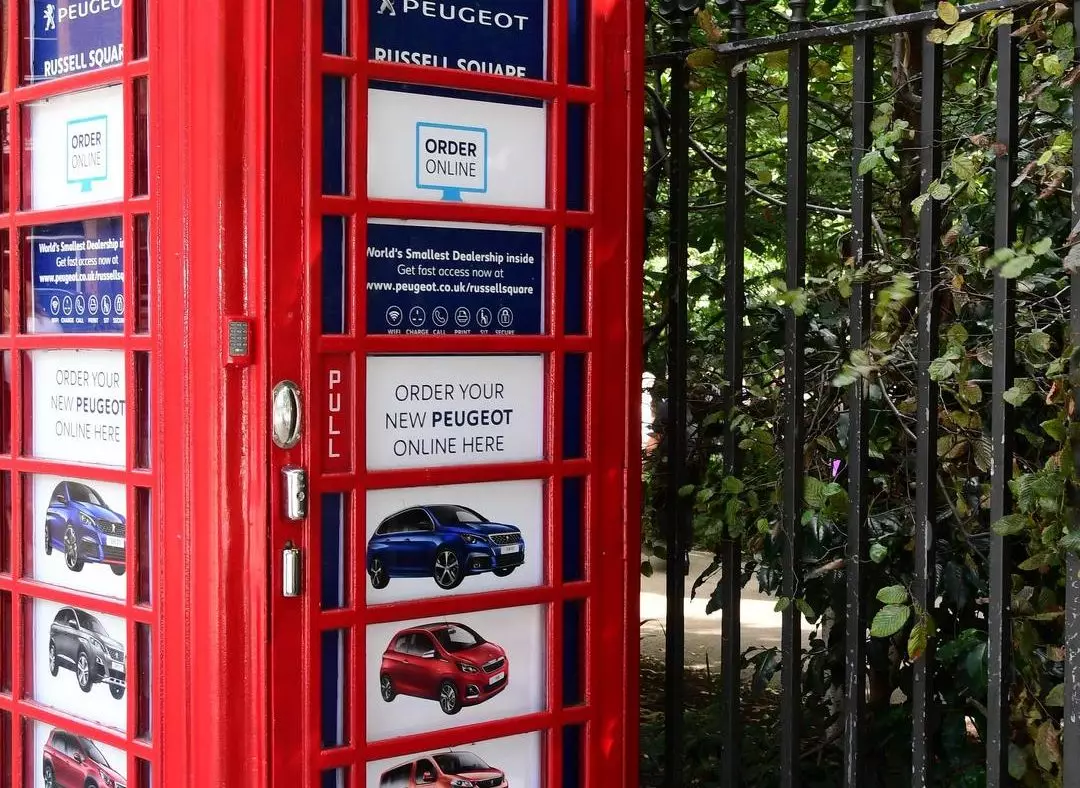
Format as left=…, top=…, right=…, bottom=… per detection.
left=282, top=466, right=308, bottom=520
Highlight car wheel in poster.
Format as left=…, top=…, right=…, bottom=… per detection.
left=110, top=565, right=125, bottom=576
left=438, top=680, right=462, bottom=715
left=43, top=762, right=55, bottom=788
left=64, top=526, right=84, bottom=572
left=369, top=558, right=389, bottom=589
left=492, top=566, right=516, bottom=577
left=44, top=524, right=52, bottom=555
left=433, top=547, right=464, bottom=590
left=76, top=650, right=93, bottom=692
left=380, top=674, right=396, bottom=702
left=110, top=684, right=125, bottom=700
left=48, top=641, right=59, bottom=676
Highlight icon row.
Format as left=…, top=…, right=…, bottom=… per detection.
left=49, top=293, right=124, bottom=318
left=385, top=305, right=514, bottom=329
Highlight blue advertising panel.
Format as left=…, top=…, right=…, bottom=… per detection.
left=366, top=221, right=543, bottom=335
left=369, top=0, right=547, bottom=80
left=30, top=217, right=124, bottom=334
left=29, top=0, right=124, bottom=83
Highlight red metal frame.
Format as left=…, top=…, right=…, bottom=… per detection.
left=0, top=0, right=639, bottom=784
left=266, top=1, right=640, bottom=786
left=0, top=0, right=162, bottom=785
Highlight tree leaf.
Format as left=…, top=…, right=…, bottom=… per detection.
left=877, top=584, right=909, bottom=604
left=929, top=357, right=959, bottom=381
left=870, top=604, right=911, bottom=638
left=992, top=514, right=1031, bottom=536
left=1046, top=682, right=1066, bottom=707
left=908, top=618, right=929, bottom=661
left=857, top=149, right=883, bottom=176
left=804, top=475, right=827, bottom=508
left=686, top=48, right=716, bottom=69
left=930, top=182, right=952, bottom=200
left=959, top=381, right=982, bottom=404
left=999, top=254, right=1035, bottom=278
left=1008, top=744, right=1028, bottom=780
left=937, top=1, right=960, bottom=24
left=1034, top=720, right=1061, bottom=771
left=945, top=18, right=974, bottom=45
left=775, top=596, right=791, bottom=612
left=870, top=543, right=888, bottom=563
left=640, top=560, right=654, bottom=578
left=1003, top=379, right=1036, bottom=406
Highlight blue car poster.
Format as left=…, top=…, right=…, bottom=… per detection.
left=364, top=480, right=544, bottom=605
left=30, top=474, right=128, bottom=602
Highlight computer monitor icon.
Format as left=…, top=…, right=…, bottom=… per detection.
left=415, top=122, right=489, bottom=201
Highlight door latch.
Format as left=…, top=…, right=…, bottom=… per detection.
left=282, top=466, right=308, bottom=520
left=282, top=543, right=301, bottom=597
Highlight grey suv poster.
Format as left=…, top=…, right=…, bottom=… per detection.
left=33, top=598, right=128, bottom=733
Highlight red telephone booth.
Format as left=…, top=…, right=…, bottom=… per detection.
left=0, top=1, right=642, bottom=786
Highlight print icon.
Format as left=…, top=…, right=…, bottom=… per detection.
left=432, top=306, right=449, bottom=327
left=454, top=307, right=471, bottom=327
left=409, top=306, right=426, bottom=328
left=88, top=295, right=99, bottom=315
left=386, top=305, right=403, bottom=327
left=477, top=307, right=493, bottom=328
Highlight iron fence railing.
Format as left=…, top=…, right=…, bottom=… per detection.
left=652, top=0, right=1080, bottom=785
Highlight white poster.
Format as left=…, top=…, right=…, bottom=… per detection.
left=29, top=720, right=127, bottom=788
left=366, top=604, right=547, bottom=741
left=30, top=349, right=126, bottom=468
left=366, top=354, right=544, bottom=470
left=26, top=83, right=125, bottom=210
left=368, top=87, right=546, bottom=207
left=32, top=598, right=128, bottom=733
left=29, top=474, right=128, bottom=600
left=366, top=480, right=544, bottom=604
left=366, top=731, right=542, bottom=788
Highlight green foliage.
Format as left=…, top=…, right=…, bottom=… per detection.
left=643, top=0, right=1080, bottom=783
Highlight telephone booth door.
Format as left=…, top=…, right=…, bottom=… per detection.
left=266, top=0, right=640, bottom=786
left=0, top=1, right=159, bottom=787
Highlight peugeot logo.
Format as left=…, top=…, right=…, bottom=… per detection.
left=378, top=0, right=396, bottom=15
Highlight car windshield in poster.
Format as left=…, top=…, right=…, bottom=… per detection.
left=369, top=0, right=547, bottom=80
left=30, top=218, right=124, bottom=334
left=366, top=221, right=543, bottom=335
left=30, top=0, right=124, bottom=83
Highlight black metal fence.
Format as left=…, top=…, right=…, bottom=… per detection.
left=651, top=0, right=1080, bottom=784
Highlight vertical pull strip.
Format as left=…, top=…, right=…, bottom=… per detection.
left=987, top=12, right=1019, bottom=787
left=721, top=2, right=749, bottom=785
left=663, top=17, right=692, bottom=788
left=845, top=0, right=874, bottom=784
left=782, top=2, right=810, bottom=785
left=913, top=2, right=944, bottom=785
